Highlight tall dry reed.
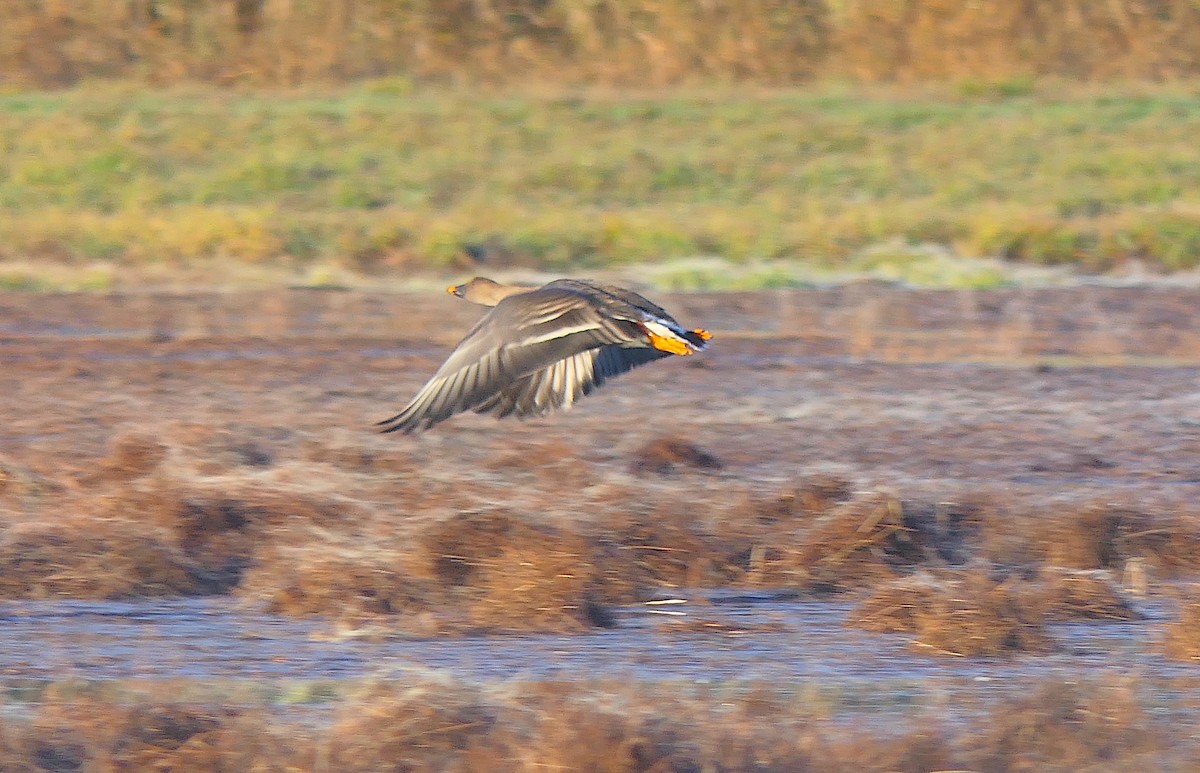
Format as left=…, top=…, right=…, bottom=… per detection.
left=3, top=0, right=1199, bottom=87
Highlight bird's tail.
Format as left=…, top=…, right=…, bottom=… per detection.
left=642, top=319, right=712, bottom=356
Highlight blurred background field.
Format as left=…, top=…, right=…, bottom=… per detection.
left=2, top=1, right=1200, bottom=288
left=7, top=81, right=1200, bottom=287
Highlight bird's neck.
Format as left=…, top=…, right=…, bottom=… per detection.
left=470, top=283, right=538, bottom=306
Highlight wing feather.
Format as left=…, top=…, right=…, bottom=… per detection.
left=378, top=286, right=644, bottom=433
left=471, top=345, right=669, bottom=423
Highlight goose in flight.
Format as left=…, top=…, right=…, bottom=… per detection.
left=377, top=277, right=712, bottom=434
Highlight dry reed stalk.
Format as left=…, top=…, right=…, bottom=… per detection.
left=6, top=1, right=1198, bottom=87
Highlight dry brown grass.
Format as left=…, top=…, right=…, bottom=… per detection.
left=232, top=477, right=995, bottom=633
left=959, top=679, right=1170, bottom=772
left=0, top=455, right=66, bottom=518
left=595, top=504, right=716, bottom=596
left=983, top=499, right=1200, bottom=582
left=0, top=0, right=829, bottom=88
left=426, top=510, right=614, bottom=631
left=0, top=700, right=286, bottom=773
left=0, top=518, right=203, bottom=599
left=834, top=0, right=1200, bottom=81
left=1031, top=502, right=1149, bottom=570
left=240, top=533, right=445, bottom=634
left=324, top=681, right=502, bottom=771
left=240, top=508, right=620, bottom=634
left=629, top=436, right=723, bottom=476
left=481, top=439, right=595, bottom=490
left=742, top=491, right=952, bottom=591
left=1038, top=567, right=1139, bottom=621
left=0, top=430, right=1184, bottom=642
left=2, top=344, right=1198, bottom=640
left=0, top=676, right=1186, bottom=772
left=755, top=474, right=856, bottom=523
left=791, top=492, right=920, bottom=588
left=852, top=564, right=1138, bottom=657
left=1163, top=591, right=1200, bottom=662
left=4, top=0, right=1200, bottom=86
left=78, top=430, right=169, bottom=486
left=852, top=569, right=1055, bottom=657
left=83, top=456, right=370, bottom=594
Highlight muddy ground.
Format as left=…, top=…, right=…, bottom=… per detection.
left=2, top=282, right=1200, bottom=770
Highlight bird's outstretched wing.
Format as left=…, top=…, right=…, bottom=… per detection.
left=472, top=346, right=669, bottom=419
left=377, top=286, right=644, bottom=434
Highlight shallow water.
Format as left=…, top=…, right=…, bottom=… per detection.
left=3, top=593, right=1198, bottom=724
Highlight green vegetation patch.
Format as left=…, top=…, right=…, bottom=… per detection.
left=2, top=82, right=1200, bottom=281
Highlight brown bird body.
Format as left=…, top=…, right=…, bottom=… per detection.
left=377, top=277, right=712, bottom=434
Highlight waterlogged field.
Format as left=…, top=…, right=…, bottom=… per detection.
left=2, top=284, right=1200, bottom=769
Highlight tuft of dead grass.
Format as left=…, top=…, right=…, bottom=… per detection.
left=1163, top=592, right=1200, bottom=663
left=242, top=509, right=619, bottom=634
left=597, top=505, right=717, bottom=597
left=106, top=705, right=227, bottom=770
left=629, top=436, right=724, bottom=476
left=0, top=455, right=66, bottom=516
left=960, top=679, right=1166, bottom=772
left=751, top=474, right=855, bottom=524
left=1037, top=567, right=1139, bottom=621
left=785, top=492, right=939, bottom=591
left=985, top=500, right=1200, bottom=581
left=79, top=429, right=169, bottom=485
left=714, top=487, right=990, bottom=591
left=1034, top=503, right=1146, bottom=569
left=97, top=470, right=370, bottom=591
left=0, top=518, right=204, bottom=599
left=326, top=681, right=499, bottom=771
left=1, top=700, right=285, bottom=773
left=424, top=510, right=613, bottom=632
left=238, top=533, right=444, bottom=634
left=852, top=569, right=1055, bottom=657
left=1119, top=510, right=1200, bottom=579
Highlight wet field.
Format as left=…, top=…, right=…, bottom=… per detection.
left=2, top=283, right=1200, bottom=768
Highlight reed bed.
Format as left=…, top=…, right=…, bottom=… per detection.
left=5, top=1, right=1200, bottom=87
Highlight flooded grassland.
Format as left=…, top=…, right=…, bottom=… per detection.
left=2, top=284, right=1200, bottom=770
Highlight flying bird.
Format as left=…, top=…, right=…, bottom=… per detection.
left=377, top=277, right=712, bottom=434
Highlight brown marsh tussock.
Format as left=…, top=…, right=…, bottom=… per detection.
left=756, top=492, right=947, bottom=592
left=3, top=430, right=1197, bottom=644
left=629, top=436, right=724, bottom=476
left=1037, top=567, right=1140, bottom=622
left=0, top=676, right=1187, bottom=772
left=0, top=518, right=202, bottom=599
left=983, top=498, right=1200, bottom=580
left=1163, top=592, right=1200, bottom=663
left=851, top=569, right=1056, bottom=657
